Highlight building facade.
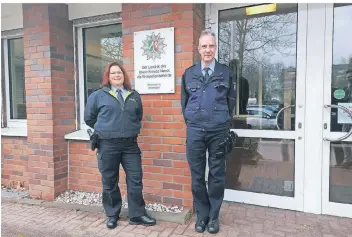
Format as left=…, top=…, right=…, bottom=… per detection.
left=1, top=3, right=352, bottom=218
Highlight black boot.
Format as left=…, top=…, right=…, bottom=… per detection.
left=129, top=215, right=156, bottom=226
left=195, top=219, right=207, bottom=233
left=106, top=216, right=118, bottom=229
left=207, top=219, right=220, bottom=234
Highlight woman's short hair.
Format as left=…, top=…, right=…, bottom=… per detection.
left=101, top=61, right=132, bottom=89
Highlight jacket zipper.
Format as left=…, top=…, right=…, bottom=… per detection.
left=106, top=90, right=134, bottom=137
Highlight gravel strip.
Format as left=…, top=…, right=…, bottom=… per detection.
left=55, top=190, right=184, bottom=213
left=1, top=187, right=29, bottom=198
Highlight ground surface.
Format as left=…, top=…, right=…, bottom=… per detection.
left=2, top=200, right=352, bottom=237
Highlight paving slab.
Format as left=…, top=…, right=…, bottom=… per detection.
left=2, top=198, right=352, bottom=237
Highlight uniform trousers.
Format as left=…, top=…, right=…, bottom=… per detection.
left=186, top=127, right=228, bottom=221
left=97, top=137, right=147, bottom=218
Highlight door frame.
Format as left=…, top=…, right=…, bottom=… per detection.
left=206, top=3, right=307, bottom=211
left=321, top=3, right=352, bottom=218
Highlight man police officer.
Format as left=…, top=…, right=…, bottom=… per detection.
left=181, top=30, right=236, bottom=234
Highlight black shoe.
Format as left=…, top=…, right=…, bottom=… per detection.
left=129, top=215, right=156, bottom=226
left=207, top=219, right=220, bottom=234
left=106, top=216, right=118, bottom=229
left=195, top=219, right=207, bottom=233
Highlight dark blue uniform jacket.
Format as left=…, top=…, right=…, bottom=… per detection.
left=181, top=60, right=236, bottom=131
left=84, top=86, right=143, bottom=139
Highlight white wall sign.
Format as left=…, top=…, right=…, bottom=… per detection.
left=134, top=27, right=175, bottom=94
left=337, top=103, right=352, bottom=124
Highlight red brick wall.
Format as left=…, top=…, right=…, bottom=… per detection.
left=193, top=4, right=205, bottom=62
left=68, top=141, right=102, bottom=193
left=121, top=3, right=205, bottom=208
left=1, top=137, right=29, bottom=187
left=22, top=3, right=75, bottom=200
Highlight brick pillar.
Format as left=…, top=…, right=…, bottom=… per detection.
left=122, top=4, right=205, bottom=208
left=23, top=4, right=75, bottom=200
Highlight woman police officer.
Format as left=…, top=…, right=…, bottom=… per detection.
left=84, top=62, right=156, bottom=229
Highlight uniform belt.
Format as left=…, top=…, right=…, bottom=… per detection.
left=109, top=137, right=137, bottom=143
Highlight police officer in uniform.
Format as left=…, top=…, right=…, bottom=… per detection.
left=181, top=30, right=236, bottom=234
left=84, top=62, right=156, bottom=229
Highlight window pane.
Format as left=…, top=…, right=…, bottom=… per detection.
left=219, top=4, right=298, bottom=131
left=330, top=142, right=352, bottom=204
left=329, top=4, right=352, bottom=205
left=329, top=4, right=352, bottom=132
left=8, top=38, right=25, bottom=119
left=226, top=138, right=295, bottom=197
left=83, top=24, right=123, bottom=103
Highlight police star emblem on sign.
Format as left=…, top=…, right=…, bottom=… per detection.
left=141, top=32, right=167, bottom=61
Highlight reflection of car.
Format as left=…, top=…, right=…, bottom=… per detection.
left=246, top=107, right=277, bottom=129
left=247, top=105, right=279, bottom=114
left=247, top=107, right=276, bottom=118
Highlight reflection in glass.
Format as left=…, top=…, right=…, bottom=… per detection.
left=330, top=142, right=352, bottom=204
left=83, top=24, right=122, bottom=103
left=219, top=4, right=298, bottom=130
left=8, top=38, right=25, bottom=119
left=329, top=4, right=352, bottom=205
left=330, top=4, right=352, bottom=135
left=225, top=138, right=295, bottom=197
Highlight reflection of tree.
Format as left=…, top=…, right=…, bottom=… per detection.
left=101, top=37, right=123, bottom=61
left=240, top=58, right=286, bottom=102
left=86, top=36, right=123, bottom=96
left=332, top=56, right=352, bottom=88
left=219, top=13, right=297, bottom=70
left=86, top=36, right=123, bottom=82
left=219, top=11, right=297, bottom=104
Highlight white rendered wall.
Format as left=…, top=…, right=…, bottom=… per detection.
left=68, top=3, right=121, bottom=20
left=1, top=3, right=23, bottom=31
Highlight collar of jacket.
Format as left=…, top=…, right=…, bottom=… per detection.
left=102, top=86, right=133, bottom=101
left=191, top=59, right=224, bottom=79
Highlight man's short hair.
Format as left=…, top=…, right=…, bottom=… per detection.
left=199, top=30, right=217, bottom=43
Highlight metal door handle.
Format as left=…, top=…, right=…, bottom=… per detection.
left=275, top=105, right=295, bottom=130
left=323, top=104, right=352, bottom=142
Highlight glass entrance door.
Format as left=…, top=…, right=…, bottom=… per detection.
left=208, top=3, right=307, bottom=211
left=322, top=3, right=352, bottom=218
